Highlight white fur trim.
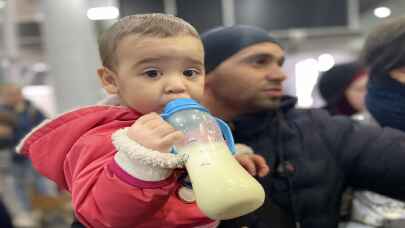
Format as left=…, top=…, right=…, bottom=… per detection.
left=234, top=143, right=254, bottom=155
left=112, top=128, right=187, bottom=181
left=112, top=128, right=188, bottom=169
left=114, top=150, right=173, bottom=181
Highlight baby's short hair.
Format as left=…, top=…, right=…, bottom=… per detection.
left=99, top=13, right=199, bottom=70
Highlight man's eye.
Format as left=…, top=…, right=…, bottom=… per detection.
left=183, top=69, right=199, bottom=77
left=253, top=58, right=269, bottom=66
left=143, top=69, right=161, bottom=78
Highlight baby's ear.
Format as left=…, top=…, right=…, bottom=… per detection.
left=97, top=67, right=119, bottom=94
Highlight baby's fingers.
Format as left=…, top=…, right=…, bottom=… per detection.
left=235, top=154, right=257, bottom=176
left=158, top=131, right=184, bottom=153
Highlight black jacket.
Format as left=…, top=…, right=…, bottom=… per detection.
left=0, top=198, right=13, bottom=228
left=0, top=100, right=46, bottom=162
left=219, top=96, right=405, bottom=228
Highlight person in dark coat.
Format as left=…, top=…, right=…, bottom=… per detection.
left=0, top=111, right=15, bottom=228
left=363, top=16, right=405, bottom=133
left=317, top=63, right=368, bottom=222
left=346, top=16, right=405, bottom=228
left=0, top=83, right=50, bottom=227
left=0, top=200, right=13, bottom=228
left=200, top=25, right=405, bottom=228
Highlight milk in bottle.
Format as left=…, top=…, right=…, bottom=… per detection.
left=161, top=98, right=265, bottom=220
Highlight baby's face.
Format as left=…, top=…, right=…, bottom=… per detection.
left=102, top=35, right=205, bottom=114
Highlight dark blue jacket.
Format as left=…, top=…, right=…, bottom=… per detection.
left=0, top=199, right=13, bottom=228
left=219, top=96, right=405, bottom=228
left=0, top=100, right=46, bottom=162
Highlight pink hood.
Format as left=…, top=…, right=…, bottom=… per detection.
left=18, top=105, right=140, bottom=190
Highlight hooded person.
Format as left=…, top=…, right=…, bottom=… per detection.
left=363, top=16, right=405, bottom=132
left=347, top=16, right=405, bottom=228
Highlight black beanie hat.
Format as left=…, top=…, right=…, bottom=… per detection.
left=201, top=25, right=281, bottom=73
left=318, top=63, right=362, bottom=107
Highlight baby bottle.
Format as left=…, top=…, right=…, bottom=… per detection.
left=161, top=98, right=265, bottom=220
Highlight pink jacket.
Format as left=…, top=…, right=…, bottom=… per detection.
left=18, top=105, right=216, bottom=228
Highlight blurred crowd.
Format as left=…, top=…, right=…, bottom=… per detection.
left=0, top=84, right=72, bottom=228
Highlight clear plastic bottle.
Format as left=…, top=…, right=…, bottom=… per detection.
left=162, top=98, right=265, bottom=220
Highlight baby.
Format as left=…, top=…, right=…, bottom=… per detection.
left=18, top=14, right=269, bottom=228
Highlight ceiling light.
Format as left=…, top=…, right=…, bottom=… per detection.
left=295, top=58, right=320, bottom=107
left=87, top=6, right=119, bottom=20
left=318, top=54, right=335, bottom=72
left=374, top=7, right=391, bottom=18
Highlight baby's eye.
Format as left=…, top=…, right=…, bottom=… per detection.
left=183, top=68, right=199, bottom=78
left=143, top=69, right=161, bottom=78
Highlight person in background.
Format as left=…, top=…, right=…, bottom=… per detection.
left=0, top=83, right=55, bottom=227
left=0, top=200, right=13, bottom=228
left=0, top=111, right=16, bottom=149
left=200, top=25, right=405, bottom=228
left=347, top=16, right=405, bottom=228
left=17, top=14, right=269, bottom=228
left=318, top=62, right=368, bottom=116
left=0, top=111, right=16, bottom=228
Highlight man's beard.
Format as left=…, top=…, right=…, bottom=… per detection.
left=239, top=97, right=282, bottom=114
left=213, top=88, right=282, bottom=115
left=264, top=97, right=281, bottom=110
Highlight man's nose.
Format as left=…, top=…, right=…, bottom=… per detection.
left=266, top=65, right=287, bottom=81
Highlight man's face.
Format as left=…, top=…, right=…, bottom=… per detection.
left=206, top=42, right=286, bottom=114
left=98, top=35, right=205, bottom=114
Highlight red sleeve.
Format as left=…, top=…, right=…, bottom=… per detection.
left=65, top=134, right=212, bottom=228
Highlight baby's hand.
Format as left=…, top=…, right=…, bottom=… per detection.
left=127, top=113, right=184, bottom=153
left=235, top=154, right=270, bottom=177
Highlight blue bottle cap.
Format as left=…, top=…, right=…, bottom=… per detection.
left=161, top=98, right=237, bottom=155
left=161, top=98, right=208, bottom=119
